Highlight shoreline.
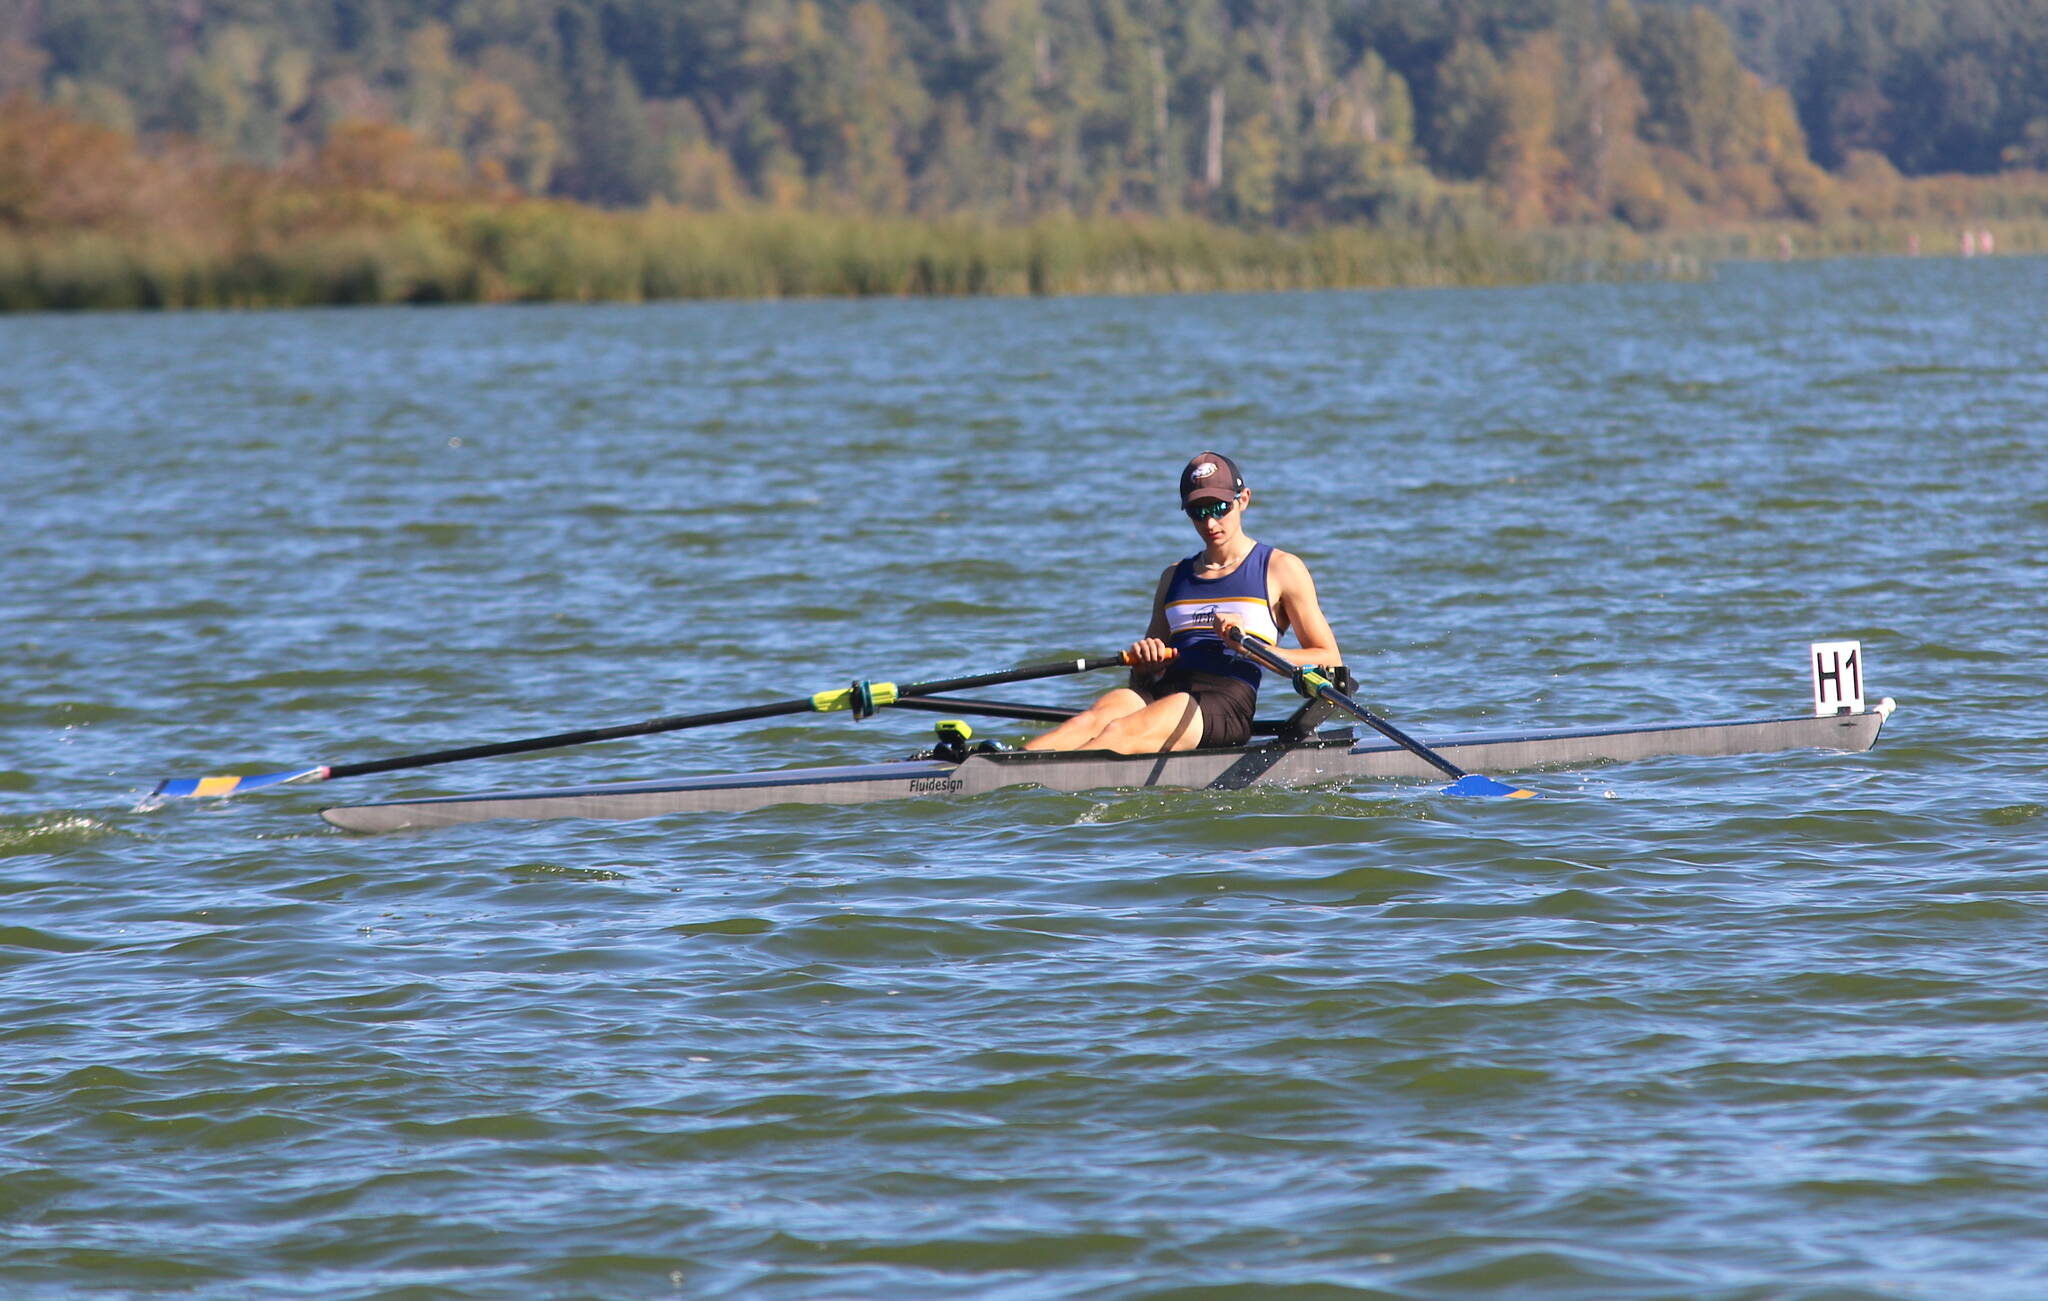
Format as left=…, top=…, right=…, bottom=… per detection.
left=4, top=209, right=2042, bottom=314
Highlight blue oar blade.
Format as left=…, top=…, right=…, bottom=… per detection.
left=148, top=766, right=328, bottom=803
left=1441, top=773, right=1537, bottom=799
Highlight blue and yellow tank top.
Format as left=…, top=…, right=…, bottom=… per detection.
left=1163, top=542, right=1282, bottom=688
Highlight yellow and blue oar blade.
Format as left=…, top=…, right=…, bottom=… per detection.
left=148, top=766, right=330, bottom=804
left=1442, top=772, right=1537, bottom=799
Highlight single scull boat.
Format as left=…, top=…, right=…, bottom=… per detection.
left=318, top=697, right=1894, bottom=832
left=149, top=637, right=1892, bottom=831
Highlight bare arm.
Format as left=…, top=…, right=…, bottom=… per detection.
left=1256, top=549, right=1341, bottom=668
left=1126, top=565, right=1178, bottom=679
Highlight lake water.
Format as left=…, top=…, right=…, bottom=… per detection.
left=4, top=258, right=2045, bottom=1299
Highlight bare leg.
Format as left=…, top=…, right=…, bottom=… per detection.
left=1088, top=693, right=1206, bottom=754
left=1025, top=687, right=1149, bottom=751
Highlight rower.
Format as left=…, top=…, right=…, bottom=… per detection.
left=1025, top=452, right=1341, bottom=755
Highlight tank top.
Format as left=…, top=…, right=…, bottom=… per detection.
left=1162, top=542, right=1282, bottom=688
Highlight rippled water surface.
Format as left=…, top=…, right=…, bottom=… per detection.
left=5, top=259, right=2046, bottom=1299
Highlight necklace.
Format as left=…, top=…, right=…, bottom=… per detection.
left=1196, top=544, right=1248, bottom=571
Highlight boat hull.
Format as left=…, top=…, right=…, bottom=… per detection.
left=319, top=706, right=1890, bottom=832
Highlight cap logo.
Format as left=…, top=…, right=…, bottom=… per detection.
left=1191, top=462, right=1217, bottom=480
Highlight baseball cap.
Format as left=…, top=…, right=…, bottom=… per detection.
left=1178, top=452, right=1244, bottom=505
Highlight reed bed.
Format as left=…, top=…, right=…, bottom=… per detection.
left=0, top=202, right=1694, bottom=312
left=5, top=199, right=2044, bottom=312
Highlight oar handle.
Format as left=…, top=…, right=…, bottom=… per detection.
left=1117, top=645, right=1178, bottom=668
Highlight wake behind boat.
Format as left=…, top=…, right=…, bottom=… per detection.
left=318, top=703, right=1893, bottom=832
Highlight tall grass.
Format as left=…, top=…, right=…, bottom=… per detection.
left=4, top=197, right=2045, bottom=312
left=0, top=200, right=1708, bottom=312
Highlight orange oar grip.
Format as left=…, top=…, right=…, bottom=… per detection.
left=1118, top=647, right=1179, bottom=666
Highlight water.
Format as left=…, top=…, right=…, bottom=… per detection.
left=4, top=259, right=2045, bottom=1299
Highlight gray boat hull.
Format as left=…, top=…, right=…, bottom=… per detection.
left=320, top=704, right=1891, bottom=832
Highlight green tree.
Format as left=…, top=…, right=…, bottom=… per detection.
left=1427, top=37, right=1504, bottom=179
left=163, top=24, right=313, bottom=163
left=560, top=59, right=660, bottom=204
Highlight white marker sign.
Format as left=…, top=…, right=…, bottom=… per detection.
left=1810, top=641, right=1864, bottom=716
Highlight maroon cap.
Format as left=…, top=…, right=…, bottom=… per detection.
left=1179, top=451, right=1244, bottom=505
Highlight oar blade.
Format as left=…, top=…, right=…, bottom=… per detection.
left=1441, top=772, right=1537, bottom=799
left=148, top=766, right=328, bottom=804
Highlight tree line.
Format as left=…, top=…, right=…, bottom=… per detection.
left=3, top=0, right=2044, bottom=232
left=1686, top=0, right=2048, bottom=174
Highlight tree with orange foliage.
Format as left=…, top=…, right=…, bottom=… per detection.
left=1488, top=34, right=1572, bottom=227
left=0, top=93, right=146, bottom=229
left=308, top=119, right=474, bottom=200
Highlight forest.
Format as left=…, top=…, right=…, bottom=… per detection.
left=2, top=0, right=2045, bottom=308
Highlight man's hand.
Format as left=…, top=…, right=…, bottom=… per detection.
left=1208, top=610, right=1245, bottom=644
left=1125, top=636, right=1175, bottom=668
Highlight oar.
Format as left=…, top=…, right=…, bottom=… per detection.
left=888, top=696, right=1081, bottom=723
left=889, top=696, right=1300, bottom=738
left=1229, top=632, right=1536, bottom=799
left=148, top=652, right=1141, bottom=804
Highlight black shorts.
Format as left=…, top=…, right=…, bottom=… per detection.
left=1130, top=667, right=1257, bottom=747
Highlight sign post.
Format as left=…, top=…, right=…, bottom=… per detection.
left=1810, top=641, right=1865, bottom=716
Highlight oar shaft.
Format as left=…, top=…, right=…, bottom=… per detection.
left=1330, top=699, right=1466, bottom=780
left=324, top=699, right=799, bottom=780
left=894, top=655, right=1131, bottom=697
left=320, top=654, right=1133, bottom=781
left=888, top=696, right=1083, bottom=723
left=1228, top=633, right=1469, bottom=781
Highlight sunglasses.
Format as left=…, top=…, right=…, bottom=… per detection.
left=1183, top=498, right=1236, bottom=522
